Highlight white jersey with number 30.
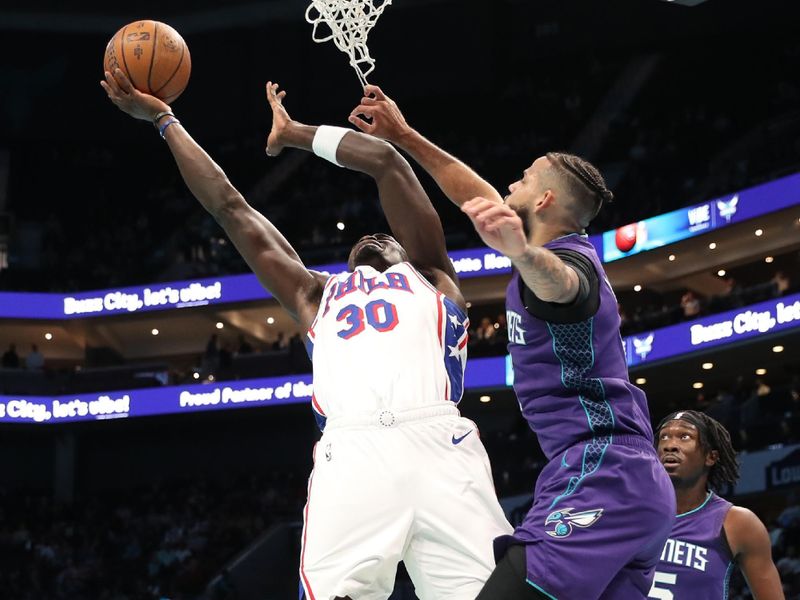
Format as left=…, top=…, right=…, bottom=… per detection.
left=306, top=262, right=468, bottom=428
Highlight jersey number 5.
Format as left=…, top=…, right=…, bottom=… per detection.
left=648, top=572, right=676, bottom=600
left=337, top=300, right=399, bottom=339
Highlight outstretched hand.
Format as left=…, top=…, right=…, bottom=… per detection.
left=265, top=81, right=291, bottom=157
left=349, top=85, right=412, bottom=143
left=462, top=197, right=528, bottom=259
left=100, top=68, right=170, bottom=121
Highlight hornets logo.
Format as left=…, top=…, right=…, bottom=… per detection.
left=545, top=508, right=603, bottom=538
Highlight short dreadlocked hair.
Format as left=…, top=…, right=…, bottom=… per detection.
left=656, top=410, right=740, bottom=492
left=546, top=152, right=614, bottom=229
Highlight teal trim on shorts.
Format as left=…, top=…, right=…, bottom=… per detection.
left=526, top=579, right=558, bottom=600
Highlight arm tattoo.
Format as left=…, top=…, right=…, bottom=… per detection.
left=512, top=246, right=578, bottom=304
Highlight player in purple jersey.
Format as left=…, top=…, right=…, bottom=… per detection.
left=654, top=410, right=783, bottom=599
left=350, top=85, right=675, bottom=599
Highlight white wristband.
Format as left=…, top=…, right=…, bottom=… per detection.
left=312, top=125, right=349, bottom=167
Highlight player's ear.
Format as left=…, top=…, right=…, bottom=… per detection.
left=533, top=189, right=555, bottom=212
left=705, top=449, right=719, bottom=468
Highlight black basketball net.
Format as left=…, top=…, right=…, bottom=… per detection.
left=305, top=0, right=392, bottom=88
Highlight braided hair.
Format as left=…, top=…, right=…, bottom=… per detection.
left=656, top=410, right=740, bottom=492
left=546, top=152, right=614, bottom=228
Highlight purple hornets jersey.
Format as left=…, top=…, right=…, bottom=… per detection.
left=650, top=493, right=735, bottom=599
left=505, top=234, right=653, bottom=461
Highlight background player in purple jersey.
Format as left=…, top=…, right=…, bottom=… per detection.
left=101, top=71, right=511, bottom=599
left=654, top=410, right=784, bottom=599
left=350, top=85, right=675, bottom=599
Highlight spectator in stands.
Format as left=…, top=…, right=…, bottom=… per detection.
left=237, top=335, right=254, bottom=355
left=475, top=317, right=497, bottom=344
left=494, top=313, right=508, bottom=345
left=272, top=332, right=289, bottom=352
left=772, top=270, right=791, bottom=297
left=777, top=545, right=800, bottom=579
left=2, top=343, right=20, bottom=368
left=719, top=276, right=742, bottom=307
left=218, top=342, right=233, bottom=374
left=781, top=385, right=800, bottom=443
left=680, top=290, right=701, bottom=319
left=25, top=344, right=44, bottom=370
left=202, top=334, right=220, bottom=376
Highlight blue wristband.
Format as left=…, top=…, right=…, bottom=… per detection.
left=159, top=118, right=180, bottom=139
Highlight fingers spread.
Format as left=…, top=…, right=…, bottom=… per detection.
left=352, top=104, right=375, bottom=116
left=348, top=115, right=375, bottom=134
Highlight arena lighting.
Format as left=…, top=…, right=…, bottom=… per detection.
left=755, top=229, right=764, bottom=237
left=668, top=254, right=676, bottom=262
left=773, top=345, right=785, bottom=353
left=765, top=256, right=774, bottom=264
left=702, top=362, right=713, bottom=370
left=215, top=322, right=224, bottom=329
left=266, top=316, right=275, bottom=325
left=755, top=368, right=767, bottom=376
left=717, top=269, right=726, bottom=277
left=635, top=377, right=647, bottom=385
left=466, top=302, right=472, bottom=308
left=192, top=372, right=200, bottom=380
left=693, top=382, right=704, bottom=389
left=336, top=221, right=345, bottom=231
left=479, top=395, right=491, bottom=403
left=151, top=328, right=159, bottom=336
left=708, top=242, right=717, bottom=250
left=44, top=333, right=53, bottom=340
left=634, top=284, right=642, bottom=292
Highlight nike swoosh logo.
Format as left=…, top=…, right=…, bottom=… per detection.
left=452, top=430, right=474, bottom=445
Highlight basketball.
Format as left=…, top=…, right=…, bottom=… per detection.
left=103, top=20, right=191, bottom=104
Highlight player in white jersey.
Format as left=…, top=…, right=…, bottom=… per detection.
left=102, top=70, right=511, bottom=600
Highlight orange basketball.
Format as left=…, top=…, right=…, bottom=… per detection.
left=103, top=20, right=191, bottom=104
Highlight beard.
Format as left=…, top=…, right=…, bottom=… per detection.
left=511, top=204, right=532, bottom=240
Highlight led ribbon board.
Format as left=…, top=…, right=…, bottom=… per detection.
left=0, top=356, right=509, bottom=425
left=603, top=172, right=800, bottom=263
left=625, top=292, right=800, bottom=367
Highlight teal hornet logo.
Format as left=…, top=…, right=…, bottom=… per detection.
left=545, top=508, right=604, bottom=538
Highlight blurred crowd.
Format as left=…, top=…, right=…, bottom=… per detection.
left=619, top=263, right=798, bottom=337
left=0, top=475, right=305, bottom=600
left=2, top=440, right=800, bottom=599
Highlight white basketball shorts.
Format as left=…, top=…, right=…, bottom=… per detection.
left=299, top=404, right=513, bottom=600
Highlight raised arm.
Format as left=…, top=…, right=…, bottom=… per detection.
left=349, top=85, right=504, bottom=207
left=459, top=197, right=580, bottom=304
left=726, top=507, right=785, bottom=600
left=265, top=83, right=461, bottom=297
left=100, top=70, right=325, bottom=328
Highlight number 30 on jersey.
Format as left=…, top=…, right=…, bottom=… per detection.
left=336, top=299, right=399, bottom=339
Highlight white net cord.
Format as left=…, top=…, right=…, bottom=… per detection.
left=305, top=0, right=392, bottom=88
